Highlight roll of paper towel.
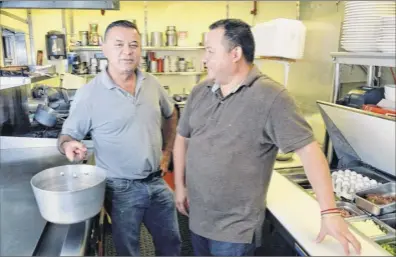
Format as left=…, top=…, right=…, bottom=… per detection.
left=252, top=18, right=306, bottom=60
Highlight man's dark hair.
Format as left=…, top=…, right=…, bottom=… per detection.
left=209, top=19, right=255, bottom=63
left=104, top=20, right=140, bottom=41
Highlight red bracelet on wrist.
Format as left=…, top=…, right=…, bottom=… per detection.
left=321, top=208, right=339, bottom=213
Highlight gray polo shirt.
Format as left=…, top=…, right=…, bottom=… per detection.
left=178, top=65, right=314, bottom=243
left=61, top=69, right=174, bottom=179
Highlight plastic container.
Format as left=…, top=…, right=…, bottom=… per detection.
left=384, top=84, right=395, bottom=102
left=252, top=18, right=306, bottom=60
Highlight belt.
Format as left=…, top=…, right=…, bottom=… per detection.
left=139, top=169, right=163, bottom=182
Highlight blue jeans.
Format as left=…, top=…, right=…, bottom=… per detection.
left=190, top=230, right=256, bottom=256
left=104, top=176, right=181, bottom=256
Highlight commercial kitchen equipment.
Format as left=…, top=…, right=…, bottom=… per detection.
left=46, top=31, right=67, bottom=60
left=263, top=99, right=395, bottom=256
left=1, top=76, right=98, bottom=256
left=338, top=86, right=385, bottom=109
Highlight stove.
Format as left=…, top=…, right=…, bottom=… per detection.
left=13, top=120, right=92, bottom=140
left=14, top=121, right=63, bottom=138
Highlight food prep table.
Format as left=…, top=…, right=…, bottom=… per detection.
left=0, top=137, right=96, bottom=256
left=265, top=101, right=395, bottom=256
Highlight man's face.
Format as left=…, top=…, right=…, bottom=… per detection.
left=102, top=27, right=141, bottom=74
left=203, top=28, right=236, bottom=84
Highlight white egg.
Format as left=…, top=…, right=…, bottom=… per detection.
left=363, top=177, right=370, bottom=182
left=351, top=171, right=357, bottom=176
left=345, top=169, right=351, bottom=174
left=357, top=174, right=363, bottom=179
left=370, top=180, right=378, bottom=186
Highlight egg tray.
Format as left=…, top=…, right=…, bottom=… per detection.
left=330, top=166, right=392, bottom=201
left=330, top=165, right=391, bottom=184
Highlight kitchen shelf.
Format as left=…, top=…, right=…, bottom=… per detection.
left=77, top=71, right=206, bottom=77
left=0, top=75, right=55, bottom=90
left=331, top=52, right=396, bottom=67
left=150, top=71, right=206, bottom=75
left=70, top=46, right=205, bottom=52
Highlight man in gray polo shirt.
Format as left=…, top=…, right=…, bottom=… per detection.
left=173, top=19, right=361, bottom=256
left=58, top=20, right=181, bottom=256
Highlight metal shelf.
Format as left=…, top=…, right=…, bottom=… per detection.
left=331, top=52, right=396, bottom=67
left=0, top=75, right=55, bottom=90
left=150, top=71, right=206, bottom=75
left=70, top=46, right=205, bottom=52
left=77, top=71, right=206, bottom=77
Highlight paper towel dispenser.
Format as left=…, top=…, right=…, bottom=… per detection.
left=252, top=18, right=306, bottom=60
left=0, top=0, right=120, bottom=10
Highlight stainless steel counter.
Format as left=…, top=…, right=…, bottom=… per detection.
left=0, top=138, right=94, bottom=256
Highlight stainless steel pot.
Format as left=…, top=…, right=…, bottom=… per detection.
left=34, top=104, right=58, bottom=127
left=31, top=164, right=107, bottom=224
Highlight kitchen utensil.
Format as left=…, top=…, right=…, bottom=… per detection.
left=31, top=164, right=107, bottom=224
left=34, top=104, right=58, bottom=127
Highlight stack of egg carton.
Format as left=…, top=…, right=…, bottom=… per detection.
left=331, top=169, right=381, bottom=201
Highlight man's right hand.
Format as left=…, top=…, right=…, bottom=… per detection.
left=175, top=185, right=189, bottom=216
left=62, top=140, right=87, bottom=162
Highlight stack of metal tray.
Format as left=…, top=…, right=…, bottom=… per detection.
left=354, top=182, right=396, bottom=216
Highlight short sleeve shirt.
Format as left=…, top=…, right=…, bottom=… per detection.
left=177, top=65, right=314, bottom=243
left=61, top=69, right=174, bottom=179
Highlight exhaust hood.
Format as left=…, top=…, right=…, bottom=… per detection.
left=0, top=0, right=120, bottom=10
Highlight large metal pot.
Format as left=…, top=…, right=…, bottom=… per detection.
left=31, top=164, right=107, bottom=224
left=34, top=104, right=58, bottom=127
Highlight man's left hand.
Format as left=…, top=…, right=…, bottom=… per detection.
left=316, top=215, right=361, bottom=255
left=160, top=152, right=171, bottom=176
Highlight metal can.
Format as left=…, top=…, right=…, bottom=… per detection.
left=79, top=31, right=89, bottom=46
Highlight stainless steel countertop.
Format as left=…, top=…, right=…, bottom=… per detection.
left=0, top=145, right=92, bottom=256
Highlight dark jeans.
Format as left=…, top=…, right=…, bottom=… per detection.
left=190, top=230, right=256, bottom=256
left=105, top=176, right=181, bottom=256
